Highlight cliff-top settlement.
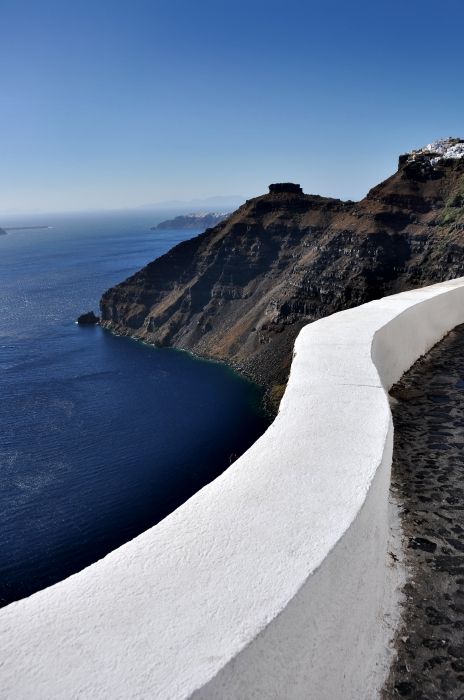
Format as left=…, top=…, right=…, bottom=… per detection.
left=101, top=141, right=464, bottom=407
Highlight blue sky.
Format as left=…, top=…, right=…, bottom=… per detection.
left=1, top=0, right=463, bottom=213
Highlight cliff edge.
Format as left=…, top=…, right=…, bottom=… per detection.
left=101, top=139, right=464, bottom=405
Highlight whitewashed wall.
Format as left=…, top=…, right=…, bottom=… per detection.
left=1, top=278, right=464, bottom=700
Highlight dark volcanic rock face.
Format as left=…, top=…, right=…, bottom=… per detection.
left=77, top=311, right=100, bottom=325
left=101, top=155, right=464, bottom=402
left=268, top=182, right=303, bottom=194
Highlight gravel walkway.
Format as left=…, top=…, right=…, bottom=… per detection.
left=383, top=324, right=464, bottom=699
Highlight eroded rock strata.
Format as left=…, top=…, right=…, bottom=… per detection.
left=101, top=140, right=464, bottom=404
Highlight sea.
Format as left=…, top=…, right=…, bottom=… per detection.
left=0, top=210, right=269, bottom=606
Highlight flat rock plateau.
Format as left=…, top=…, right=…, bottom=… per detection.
left=101, top=139, right=464, bottom=408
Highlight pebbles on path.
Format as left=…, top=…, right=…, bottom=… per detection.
left=383, top=324, right=464, bottom=699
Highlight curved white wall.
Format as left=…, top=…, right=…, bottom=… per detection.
left=2, top=278, right=464, bottom=699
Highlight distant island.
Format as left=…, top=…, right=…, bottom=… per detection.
left=4, top=226, right=52, bottom=232
left=0, top=225, right=52, bottom=236
left=152, top=212, right=230, bottom=231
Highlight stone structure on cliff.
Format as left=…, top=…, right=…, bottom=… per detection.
left=268, top=182, right=303, bottom=194
left=100, top=141, right=464, bottom=406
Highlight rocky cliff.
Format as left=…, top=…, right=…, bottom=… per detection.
left=101, top=139, right=464, bottom=407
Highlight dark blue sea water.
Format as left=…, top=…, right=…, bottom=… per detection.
left=0, top=211, right=269, bottom=606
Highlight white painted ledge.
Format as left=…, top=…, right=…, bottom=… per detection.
left=2, top=278, right=464, bottom=699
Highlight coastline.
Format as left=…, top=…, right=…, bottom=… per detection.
left=100, top=319, right=278, bottom=417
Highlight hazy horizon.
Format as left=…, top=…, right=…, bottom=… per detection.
left=0, top=194, right=247, bottom=219
left=1, top=0, right=463, bottom=214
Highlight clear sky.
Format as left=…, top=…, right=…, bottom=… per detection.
left=1, top=0, right=463, bottom=214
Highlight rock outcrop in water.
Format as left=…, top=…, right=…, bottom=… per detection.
left=77, top=311, right=100, bottom=325
left=0, top=227, right=7, bottom=236
left=101, top=139, right=464, bottom=406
